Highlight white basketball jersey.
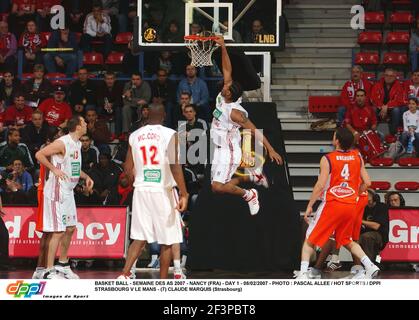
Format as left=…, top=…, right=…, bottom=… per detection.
left=44, top=134, right=82, bottom=202
left=211, top=93, right=248, bottom=147
left=129, top=125, right=177, bottom=190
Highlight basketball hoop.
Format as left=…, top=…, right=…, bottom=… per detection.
left=184, top=33, right=219, bottom=67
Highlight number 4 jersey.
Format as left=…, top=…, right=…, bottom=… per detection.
left=323, top=149, right=363, bottom=204
left=129, top=125, right=177, bottom=190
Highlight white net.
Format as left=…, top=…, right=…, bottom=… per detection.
left=185, top=35, right=219, bottom=68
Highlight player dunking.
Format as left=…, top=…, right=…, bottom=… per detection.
left=297, top=128, right=379, bottom=279
left=35, top=116, right=94, bottom=279
left=118, top=103, right=189, bottom=279
left=211, top=36, right=283, bottom=215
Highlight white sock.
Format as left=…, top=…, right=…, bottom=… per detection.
left=36, top=267, right=45, bottom=271
left=58, top=260, right=69, bottom=264
left=173, top=260, right=181, bottom=270
left=243, top=190, right=253, bottom=201
left=360, top=256, right=375, bottom=269
left=151, top=255, right=158, bottom=261
left=331, top=254, right=340, bottom=263
left=300, top=261, right=309, bottom=273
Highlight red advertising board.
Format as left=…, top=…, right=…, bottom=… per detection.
left=3, top=207, right=128, bottom=258
left=381, top=208, right=419, bottom=262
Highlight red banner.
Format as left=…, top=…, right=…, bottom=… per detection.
left=381, top=208, right=419, bottom=262
left=3, top=207, right=128, bottom=258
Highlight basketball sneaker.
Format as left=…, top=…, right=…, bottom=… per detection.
left=294, top=271, right=310, bottom=279
left=245, top=189, right=260, bottom=215
left=55, top=264, right=80, bottom=279
left=365, top=264, right=380, bottom=279
left=32, top=268, right=46, bottom=279
left=117, top=274, right=131, bottom=280
left=343, top=265, right=366, bottom=279
left=174, top=269, right=187, bottom=280
left=293, top=268, right=321, bottom=279
left=249, top=167, right=269, bottom=188
left=147, top=258, right=160, bottom=269
left=43, top=269, right=65, bottom=280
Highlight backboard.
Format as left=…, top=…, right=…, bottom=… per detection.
left=137, top=0, right=284, bottom=51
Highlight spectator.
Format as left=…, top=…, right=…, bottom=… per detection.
left=176, top=65, right=210, bottom=121
left=154, top=51, right=173, bottom=75
left=338, top=65, right=373, bottom=126
left=23, top=64, right=54, bottom=107
left=178, top=104, right=208, bottom=132
left=38, top=86, right=72, bottom=128
left=1, top=158, right=33, bottom=192
left=43, top=28, right=80, bottom=77
left=162, top=20, right=183, bottom=43
left=170, top=91, right=191, bottom=129
left=359, top=189, right=389, bottom=263
left=80, top=134, right=99, bottom=172
left=385, top=191, right=405, bottom=208
left=0, top=71, right=22, bottom=108
left=7, top=0, right=36, bottom=38
left=245, top=19, right=268, bottom=43
left=20, top=109, right=50, bottom=160
left=68, top=67, right=97, bottom=115
left=0, top=128, right=34, bottom=170
left=0, top=103, right=5, bottom=142
left=117, top=0, right=137, bottom=33
left=101, top=0, right=119, bottom=33
left=18, top=20, right=46, bottom=71
left=62, top=0, right=93, bottom=33
left=0, top=21, right=17, bottom=72
left=122, top=72, right=151, bottom=133
left=81, top=3, right=112, bottom=59
left=151, top=68, right=176, bottom=112
left=403, top=69, right=419, bottom=101
left=85, top=109, right=111, bottom=153
left=344, top=89, right=378, bottom=143
left=90, top=152, right=122, bottom=205
left=221, top=19, right=243, bottom=43
left=96, top=71, right=123, bottom=136
left=410, top=18, right=419, bottom=72
left=4, top=93, right=32, bottom=129
left=190, top=22, right=202, bottom=36
left=35, top=0, right=61, bottom=32
left=117, top=172, right=133, bottom=207
left=129, top=104, right=149, bottom=132
left=122, top=35, right=139, bottom=76
left=371, top=68, right=406, bottom=135
left=401, top=97, right=419, bottom=154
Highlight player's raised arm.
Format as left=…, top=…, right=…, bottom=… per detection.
left=215, top=36, right=233, bottom=87
left=168, top=133, right=189, bottom=212
left=35, top=140, right=66, bottom=180
left=230, top=109, right=283, bottom=165
left=305, top=156, right=330, bottom=224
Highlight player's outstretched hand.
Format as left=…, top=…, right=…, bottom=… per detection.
left=85, top=176, right=94, bottom=193
left=52, top=168, right=68, bottom=181
left=268, top=149, right=283, bottom=165
left=304, top=206, right=313, bottom=225
left=177, top=194, right=189, bottom=213
left=214, top=36, right=225, bottom=47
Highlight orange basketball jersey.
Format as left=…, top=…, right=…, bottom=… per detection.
left=323, top=149, right=362, bottom=204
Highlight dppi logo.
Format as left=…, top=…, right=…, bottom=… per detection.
left=6, top=281, right=46, bottom=298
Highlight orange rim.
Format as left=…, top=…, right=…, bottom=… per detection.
left=184, top=35, right=218, bottom=41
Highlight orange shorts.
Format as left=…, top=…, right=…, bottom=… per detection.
left=36, top=189, right=44, bottom=232
left=352, top=195, right=368, bottom=241
left=306, top=200, right=357, bottom=249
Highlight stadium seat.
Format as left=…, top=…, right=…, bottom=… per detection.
left=308, top=96, right=341, bottom=113
left=394, top=181, right=419, bottom=191
left=75, top=32, right=82, bottom=43
left=385, top=134, right=397, bottom=144
left=389, top=12, right=414, bottom=25
left=355, top=52, right=380, bottom=65
left=42, top=32, right=51, bottom=42
left=358, top=31, right=383, bottom=45
left=385, top=31, right=410, bottom=44
left=46, top=73, right=68, bottom=86
left=398, top=157, right=419, bottom=166
left=369, top=158, right=394, bottom=166
left=383, top=52, right=408, bottom=65
left=83, top=52, right=104, bottom=65
left=365, top=12, right=385, bottom=26
left=115, top=32, right=133, bottom=45
left=105, top=52, right=124, bottom=65
left=370, top=181, right=392, bottom=191
left=20, top=73, right=34, bottom=83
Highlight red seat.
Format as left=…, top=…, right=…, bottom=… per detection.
left=369, top=157, right=394, bottom=166
left=115, top=32, right=133, bottom=45
left=365, top=12, right=385, bottom=25
left=75, top=32, right=82, bottom=43
left=389, top=12, right=414, bottom=24
left=21, top=73, right=34, bottom=83
left=385, top=134, right=397, bottom=144
left=46, top=73, right=68, bottom=86
left=105, top=52, right=124, bottom=65
left=355, top=52, right=380, bottom=65
left=358, top=31, right=383, bottom=44
left=394, top=181, right=419, bottom=191
left=308, top=96, right=341, bottom=113
left=370, top=181, right=392, bottom=191
left=362, top=72, right=376, bottom=81
left=383, top=52, right=408, bottom=65
left=83, top=52, right=104, bottom=65
left=398, top=157, right=419, bottom=166
left=386, top=31, right=410, bottom=44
